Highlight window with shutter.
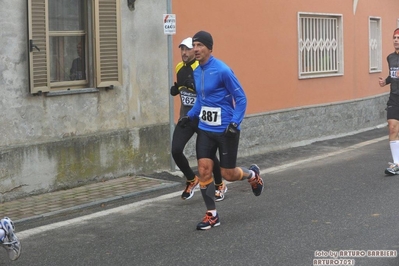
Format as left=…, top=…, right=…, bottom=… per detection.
left=95, top=0, right=122, bottom=88
left=27, top=0, right=122, bottom=95
left=28, top=0, right=50, bottom=93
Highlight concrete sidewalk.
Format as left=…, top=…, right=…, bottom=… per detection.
left=3, top=175, right=180, bottom=223
left=1, top=125, right=389, bottom=225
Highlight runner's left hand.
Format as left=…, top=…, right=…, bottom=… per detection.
left=224, top=123, right=239, bottom=137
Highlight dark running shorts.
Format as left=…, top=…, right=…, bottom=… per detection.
left=386, top=105, right=399, bottom=121
left=196, top=129, right=240, bottom=169
left=387, top=93, right=399, bottom=120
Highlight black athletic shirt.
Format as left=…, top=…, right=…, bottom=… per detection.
left=174, top=59, right=199, bottom=118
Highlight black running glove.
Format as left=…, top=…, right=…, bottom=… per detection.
left=177, top=116, right=190, bottom=128
left=224, top=123, right=239, bottom=138
left=170, top=82, right=179, bottom=96
left=184, top=78, right=195, bottom=91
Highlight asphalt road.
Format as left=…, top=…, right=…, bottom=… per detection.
left=6, top=127, right=399, bottom=266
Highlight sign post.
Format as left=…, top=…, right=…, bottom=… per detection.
left=165, top=11, right=176, bottom=170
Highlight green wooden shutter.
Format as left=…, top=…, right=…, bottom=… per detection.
left=28, top=0, right=50, bottom=94
left=94, top=0, right=122, bottom=88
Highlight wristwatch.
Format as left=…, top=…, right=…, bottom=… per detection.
left=231, top=123, right=238, bottom=128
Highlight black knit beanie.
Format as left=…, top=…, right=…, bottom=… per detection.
left=192, top=31, right=213, bottom=50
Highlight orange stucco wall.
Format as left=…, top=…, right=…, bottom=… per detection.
left=171, top=0, right=398, bottom=119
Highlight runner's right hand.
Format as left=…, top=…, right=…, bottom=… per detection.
left=170, top=82, right=179, bottom=96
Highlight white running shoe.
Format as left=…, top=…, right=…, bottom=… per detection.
left=385, top=162, right=399, bottom=175
left=215, top=182, right=228, bottom=202
left=0, top=217, right=21, bottom=261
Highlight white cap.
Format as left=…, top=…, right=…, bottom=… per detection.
left=178, top=37, right=193, bottom=49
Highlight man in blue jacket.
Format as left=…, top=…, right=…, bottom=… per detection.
left=171, top=37, right=227, bottom=201
left=181, top=31, right=264, bottom=230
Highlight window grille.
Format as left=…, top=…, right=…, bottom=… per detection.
left=298, top=13, right=343, bottom=79
left=369, top=17, right=382, bottom=73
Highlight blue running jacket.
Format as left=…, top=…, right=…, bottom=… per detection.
left=187, top=56, right=247, bottom=133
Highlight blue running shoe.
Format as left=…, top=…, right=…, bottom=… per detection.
left=196, top=212, right=220, bottom=230
left=181, top=176, right=199, bottom=200
left=248, top=164, right=264, bottom=196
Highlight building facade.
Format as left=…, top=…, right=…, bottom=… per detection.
left=172, top=0, right=398, bottom=157
left=0, top=0, right=397, bottom=201
left=0, top=0, right=171, bottom=201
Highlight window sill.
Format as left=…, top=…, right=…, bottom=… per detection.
left=45, top=88, right=99, bottom=97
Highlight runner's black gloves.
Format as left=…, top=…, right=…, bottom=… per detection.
left=184, top=79, right=195, bottom=91
left=225, top=122, right=239, bottom=138
left=171, top=79, right=195, bottom=95
left=170, top=82, right=179, bottom=96
left=178, top=116, right=190, bottom=128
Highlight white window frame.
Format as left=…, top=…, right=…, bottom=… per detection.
left=298, top=12, right=344, bottom=79
left=369, top=17, right=382, bottom=73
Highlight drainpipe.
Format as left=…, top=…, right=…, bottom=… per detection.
left=167, top=0, right=176, bottom=171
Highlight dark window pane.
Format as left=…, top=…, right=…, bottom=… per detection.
left=50, top=36, right=86, bottom=82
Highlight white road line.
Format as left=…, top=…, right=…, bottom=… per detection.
left=18, top=192, right=181, bottom=239
left=17, top=135, right=387, bottom=239
left=261, top=136, right=387, bottom=174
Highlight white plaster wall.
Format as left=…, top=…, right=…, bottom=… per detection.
left=0, top=0, right=171, bottom=200
left=0, top=0, right=169, bottom=147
